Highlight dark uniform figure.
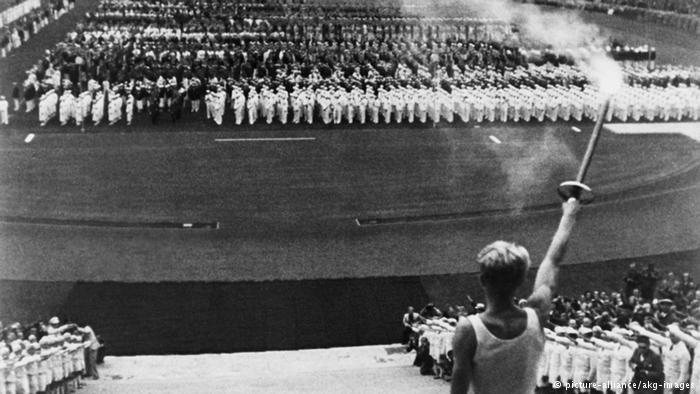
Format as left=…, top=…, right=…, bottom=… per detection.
left=629, top=336, right=664, bottom=394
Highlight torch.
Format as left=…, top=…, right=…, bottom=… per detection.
left=557, top=97, right=612, bottom=204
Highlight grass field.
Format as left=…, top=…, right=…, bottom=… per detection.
left=0, top=122, right=698, bottom=283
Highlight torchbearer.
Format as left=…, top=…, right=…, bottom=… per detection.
left=451, top=197, right=581, bottom=394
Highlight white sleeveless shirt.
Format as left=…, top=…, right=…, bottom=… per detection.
left=466, top=307, right=544, bottom=394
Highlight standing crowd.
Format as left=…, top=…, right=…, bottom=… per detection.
left=2, top=0, right=699, bottom=129
left=0, top=0, right=75, bottom=58
left=403, top=264, right=700, bottom=393
left=0, top=316, right=101, bottom=394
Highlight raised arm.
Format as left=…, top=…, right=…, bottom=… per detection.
left=628, top=322, right=671, bottom=348
left=667, top=325, right=699, bottom=348
left=528, top=198, right=581, bottom=322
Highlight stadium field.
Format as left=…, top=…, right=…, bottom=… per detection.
left=1, top=122, right=699, bottom=283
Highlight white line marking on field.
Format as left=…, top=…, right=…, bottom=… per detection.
left=215, top=137, right=316, bottom=142
left=24, top=133, right=35, bottom=143
left=489, top=135, right=502, bottom=144
left=571, top=126, right=581, bottom=133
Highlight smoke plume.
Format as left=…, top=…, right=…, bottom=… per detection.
left=400, top=0, right=623, bottom=94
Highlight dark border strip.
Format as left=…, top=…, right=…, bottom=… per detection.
left=356, top=203, right=558, bottom=226
left=0, top=216, right=219, bottom=229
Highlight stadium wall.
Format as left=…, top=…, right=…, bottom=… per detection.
left=1, top=249, right=697, bottom=355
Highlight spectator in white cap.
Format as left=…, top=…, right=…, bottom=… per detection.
left=46, top=317, right=74, bottom=336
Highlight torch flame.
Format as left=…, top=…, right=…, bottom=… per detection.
left=580, top=53, right=624, bottom=97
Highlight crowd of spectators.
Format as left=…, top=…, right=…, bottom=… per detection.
left=0, top=0, right=75, bottom=58
left=403, top=263, right=700, bottom=393
left=1, top=316, right=102, bottom=394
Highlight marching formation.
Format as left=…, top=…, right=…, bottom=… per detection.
left=3, top=0, right=699, bottom=130
left=33, top=65, right=700, bottom=128
left=5, top=0, right=697, bottom=129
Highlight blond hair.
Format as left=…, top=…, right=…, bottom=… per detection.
left=477, top=241, right=531, bottom=291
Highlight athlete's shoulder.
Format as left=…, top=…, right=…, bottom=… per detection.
left=453, top=315, right=477, bottom=358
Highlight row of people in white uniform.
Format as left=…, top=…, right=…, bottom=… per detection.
left=415, top=320, right=699, bottom=394
left=0, top=333, right=88, bottom=394
left=37, top=80, right=700, bottom=127
left=538, top=322, right=696, bottom=394
left=38, top=87, right=133, bottom=127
